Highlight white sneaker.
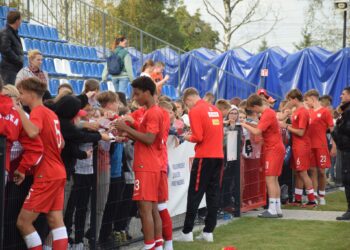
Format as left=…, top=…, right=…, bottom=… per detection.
left=73, top=242, right=84, bottom=250
left=319, top=197, right=326, bottom=205
left=177, top=231, right=193, bottom=242
left=195, top=232, right=213, bottom=242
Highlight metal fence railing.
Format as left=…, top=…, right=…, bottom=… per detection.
left=0, top=0, right=283, bottom=101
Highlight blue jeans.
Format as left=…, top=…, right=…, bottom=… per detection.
left=112, top=77, right=129, bottom=94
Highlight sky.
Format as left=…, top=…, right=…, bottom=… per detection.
left=183, top=0, right=341, bottom=53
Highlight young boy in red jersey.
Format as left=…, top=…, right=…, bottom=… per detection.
left=15, top=77, right=68, bottom=250
left=281, top=89, right=317, bottom=207
left=304, top=89, right=335, bottom=205
left=179, top=88, right=224, bottom=242
left=115, top=76, right=163, bottom=250
left=242, top=94, right=285, bottom=218
left=157, top=101, right=173, bottom=250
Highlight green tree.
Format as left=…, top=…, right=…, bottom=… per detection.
left=172, top=5, right=219, bottom=51
left=257, top=38, right=268, bottom=52
left=294, top=28, right=313, bottom=50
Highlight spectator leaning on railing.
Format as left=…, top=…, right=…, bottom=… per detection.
left=0, top=10, right=23, bottom=85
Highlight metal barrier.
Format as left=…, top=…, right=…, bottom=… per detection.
left=0, top=0, right=283, bottom=100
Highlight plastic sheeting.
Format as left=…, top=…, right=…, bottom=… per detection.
left=127, top=46, right=349, bottom=106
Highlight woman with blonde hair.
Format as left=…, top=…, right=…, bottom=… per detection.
left=15, top=49, right=49, bottom=85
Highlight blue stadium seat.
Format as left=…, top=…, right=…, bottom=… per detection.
left=24, top=56, right=28, bottom=67
left=41, top=58, right=48, bottom=71
left=69, top=61, right=77, bottom=74
left=83, top=62, right=93, bottom=77
left=70, top=79, right=83, bottom=94
left=0, top=19, right=4, bottom=28
left=55, top=42, right=64, bottom=57
left=83, top=47, right=90, bottom=59
left=40, top=40, right=49, bottom=55
left=43, top=26, right=51, bottom=39
left=162, top=85, right=178, bottom=100
left=19, top=23, right=29, bottom=36
left=97, top=63, right=104, bottom=76
left=48, top=41, right=57, bottom=56
left=45, top=58, right=56, bottom=74
left=76, top=61, right=85, bottom=75
left=50, top=27, right=59, bottom=40
left=100, top=81, right=108, bottom=92
left=49, top=79, right=60, bottom=95
left=76, top=46, right=84, bottom=60
left=62, top=43, right=70, bottom=57
left=91, top=63, right=99, bottom=77
left=0, top=6, right=9, bottom=19
left=32, top=39, right=41, bottom=50
left=24, top=38, right=32, bottom=51
left=89, top=47, right=98, bottom=59
left=69, top=45, right=78, bottom=59
left=37, top=25, right=45, bottom=39
left=28, top=24, right=38, bottom=38
left=125, top=84, right=133, bottom=99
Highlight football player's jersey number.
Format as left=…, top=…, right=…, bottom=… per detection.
left=320, top=155, right=327, bottom=163
left=134, top=179, right=140, bottom=191
left=54, top=119, right=63, bottom=148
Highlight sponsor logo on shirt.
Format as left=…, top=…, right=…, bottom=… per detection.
left=208, top=111, right=219, bottom=118
left=212, top=119, right=220, bottom=125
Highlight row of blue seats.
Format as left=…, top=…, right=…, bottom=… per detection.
left=69, top=61, right=104, bottom=78
left=49, top=79, right=108, bottom=95
left=24, top=38, right=101, bottom=61
left=0, top=17, right=60, bottom=42
left=19, top=23, right=60, bottom=41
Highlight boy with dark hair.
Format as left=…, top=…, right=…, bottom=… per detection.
left=115, top=76, right=164, bottom=250
left=242, top=94, right=285, bottom=218
left=304, top=89, right=335, bottom=205
left=15, top=77, right=68, bottom=250
left=282, top=89, right=316, bottom=207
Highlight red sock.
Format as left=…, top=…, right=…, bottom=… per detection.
left=306, top=188, right=315, bottom=202
left=155, top=236, right=163, bottom=249
left=294, top=188, right=303, bottom=202
left=52, top=227, right=68, bottom=250
left=159, top=208, right=173, bottom=241
left=29, top=246, right=42, bottom=250
left=144, top=239, right=155, bottom=250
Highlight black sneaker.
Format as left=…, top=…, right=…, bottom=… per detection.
left=258, top=210, right=278, bottom=218
left=336, top=211, right=350, bottom=221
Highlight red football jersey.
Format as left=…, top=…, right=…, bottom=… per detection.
left=130, top=107, right=146, bottom=129
left=309, top=107, right=334, bottom=149
left=133, top=105, right=163, bottom=172
left=257, top=108, right=284, bottom=151
left=0, top=95, right=22, bottom=172
left=291, top=107, right=311, bottom=149
left=30, top=105, right=66, bottom=182
left=161, top=108, right=170, bottom=172
left=188, top=100, right=224, bottom=158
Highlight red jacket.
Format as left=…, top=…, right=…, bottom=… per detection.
left=189, top=100, right=224, bottom=158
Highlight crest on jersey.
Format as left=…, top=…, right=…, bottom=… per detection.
left=317, top=113, right=321, bottom=118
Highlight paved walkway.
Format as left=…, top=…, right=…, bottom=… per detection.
left=243, top=209, right=346, bottom=221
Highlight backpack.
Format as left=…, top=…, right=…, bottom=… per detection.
left=107, top=52, right=124, bottom=75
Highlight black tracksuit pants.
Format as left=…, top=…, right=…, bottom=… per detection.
left=340, top=151, right=350, bottom=211
left=183, top=158, right=223, bottom=234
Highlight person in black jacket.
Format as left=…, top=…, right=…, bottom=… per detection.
left=332, top=86, right=350, bottom=220
left=0, top=10, right=23, bottom=85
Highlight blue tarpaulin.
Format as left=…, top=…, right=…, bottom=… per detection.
left=127, top=46, right=349, bottom=106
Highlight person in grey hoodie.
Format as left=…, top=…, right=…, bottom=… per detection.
left=102, top=36, right=134, bottom=93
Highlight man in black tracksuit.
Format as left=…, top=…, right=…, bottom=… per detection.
left=332, top=87, right=350, bottom=220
